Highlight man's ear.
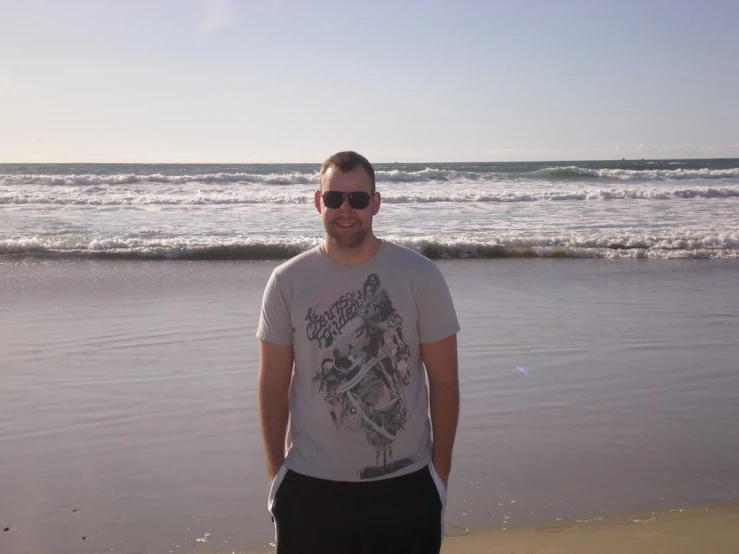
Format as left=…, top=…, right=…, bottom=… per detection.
left=315, top=190, right=322, bottom=214
left=372, top=192, right=381, bottom=215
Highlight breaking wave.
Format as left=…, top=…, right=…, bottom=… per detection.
left=2, top=165, right=738, bottom=190
left=2, top=233, right=737, bottom=260
left=532, top=166, right=739, bottom=181
left=3, top=186, right=738, bottom=205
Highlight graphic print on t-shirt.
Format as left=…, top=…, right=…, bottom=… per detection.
left=306, top=273, right=416, bottom=479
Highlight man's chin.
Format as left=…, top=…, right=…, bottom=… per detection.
left=327, top=231, right=367, bottom=248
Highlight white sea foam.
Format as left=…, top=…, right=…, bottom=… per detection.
left=3, top=232, right=736, bottom=260
left=0, top=172, right=320, bottom=187
left=538, top=166, right=739, bottom=180
left=375, top=168, right=469, bottom=182
left=2, top=161, right=737, bottom=261
left=0, top=170, right=467, bottom=187
left=382, top=187, right=739, bottom=202
left=2, top=165, right=738, bottom=189
left=2, top=185, right=738, bottom=205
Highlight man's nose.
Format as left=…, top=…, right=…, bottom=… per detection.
left=338, top=196, right=353, bottom=213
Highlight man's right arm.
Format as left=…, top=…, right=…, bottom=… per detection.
left=258, top=339, right=293, bottom=481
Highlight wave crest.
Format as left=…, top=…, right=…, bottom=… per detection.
left=3, top=233, right=736, bottom=260
left=0, top=172, right=320, bottom=187
left=535, top=166, right=739, bottom=181
left=3, top=186, right=738, bottom=205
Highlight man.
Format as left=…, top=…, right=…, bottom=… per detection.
left=257, top=151, right=460, bottom=554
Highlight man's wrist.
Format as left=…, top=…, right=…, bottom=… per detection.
left=267, top=457, right=285, bottom=480
left=432, top=459, right=451, bottom=485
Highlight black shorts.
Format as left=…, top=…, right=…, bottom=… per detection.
left=269, top=465, right=446, bottom=554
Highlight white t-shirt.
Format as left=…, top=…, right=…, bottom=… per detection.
left=257, top=241, right=460, bottom=482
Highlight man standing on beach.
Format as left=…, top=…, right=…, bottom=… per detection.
left=256, top=151, right=460, bottom=554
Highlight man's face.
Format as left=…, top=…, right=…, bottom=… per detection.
left=315, top=166, right=380, bottom=248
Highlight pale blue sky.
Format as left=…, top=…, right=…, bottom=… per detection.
left=1, top=0, right=737, bottom=163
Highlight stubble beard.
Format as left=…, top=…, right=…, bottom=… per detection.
left=325, top=221, right=371, bottom=249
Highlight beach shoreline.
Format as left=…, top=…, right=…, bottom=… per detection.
left=442, top=501, right=739, bottom=554
left=239, top=501, right=739, bottom=554
left=442, top=503, right=739, bottom=554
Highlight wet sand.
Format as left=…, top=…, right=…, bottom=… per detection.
left=1, top=258, right=738, bottom=553
left=444, top=504, right=739, bottom=554
left=440, top=503, right=739, bottom=554
left=239, top=504, right=739, bottom=554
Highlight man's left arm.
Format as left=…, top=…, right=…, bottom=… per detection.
left=421, top=333, right=459, bottom=488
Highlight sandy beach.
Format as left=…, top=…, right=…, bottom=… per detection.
left=1, top=258, right=738, bottom=553
left=238, top=503, right=739, bottom=554
left=440, top=503, right=739, bottom=554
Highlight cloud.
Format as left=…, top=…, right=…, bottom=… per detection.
left=195, top=0, right=231, bottom=36
left=636, top=142, right=653, bottom=153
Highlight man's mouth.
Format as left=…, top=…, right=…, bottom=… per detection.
left=335, top=221, right=358, bottom=228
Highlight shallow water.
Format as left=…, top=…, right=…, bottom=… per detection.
left=1, top=258, right=738, bottom=553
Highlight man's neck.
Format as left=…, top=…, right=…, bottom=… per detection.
left=322, top=235, right=382, bottom=267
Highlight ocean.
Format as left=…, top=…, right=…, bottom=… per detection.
left=1, top=159, right=738, bottom=554
left=1, top=158, right=738, bottom=260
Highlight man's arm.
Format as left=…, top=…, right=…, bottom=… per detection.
left=421, top=333, right=459, bottom=488
left=258, top=339, right=293, bottom=480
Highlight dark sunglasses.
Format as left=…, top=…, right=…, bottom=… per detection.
left=321, top=190, right=372, bottom=210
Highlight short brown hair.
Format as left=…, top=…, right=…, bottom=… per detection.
left=319, top=151, right=376, bottom=193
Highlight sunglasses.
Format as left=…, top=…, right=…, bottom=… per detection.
left=321, top=190, right=372, bottom=210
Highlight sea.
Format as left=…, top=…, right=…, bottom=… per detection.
left=1, top=159, right=738, bottom=554
left=1, top=158, right=738, bottom=260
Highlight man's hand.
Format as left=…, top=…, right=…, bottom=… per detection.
left=432, top=460, right=451, bottom=488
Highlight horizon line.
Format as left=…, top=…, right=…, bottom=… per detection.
left=1, top=155, right=738, bottom=165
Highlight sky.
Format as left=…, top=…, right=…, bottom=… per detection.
left=1, top=0, right=738, bottom=163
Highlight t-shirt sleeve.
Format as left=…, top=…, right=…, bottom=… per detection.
left=256, top=270, right=293, bottom=346
left=417, top=264, right=461, bottom=344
